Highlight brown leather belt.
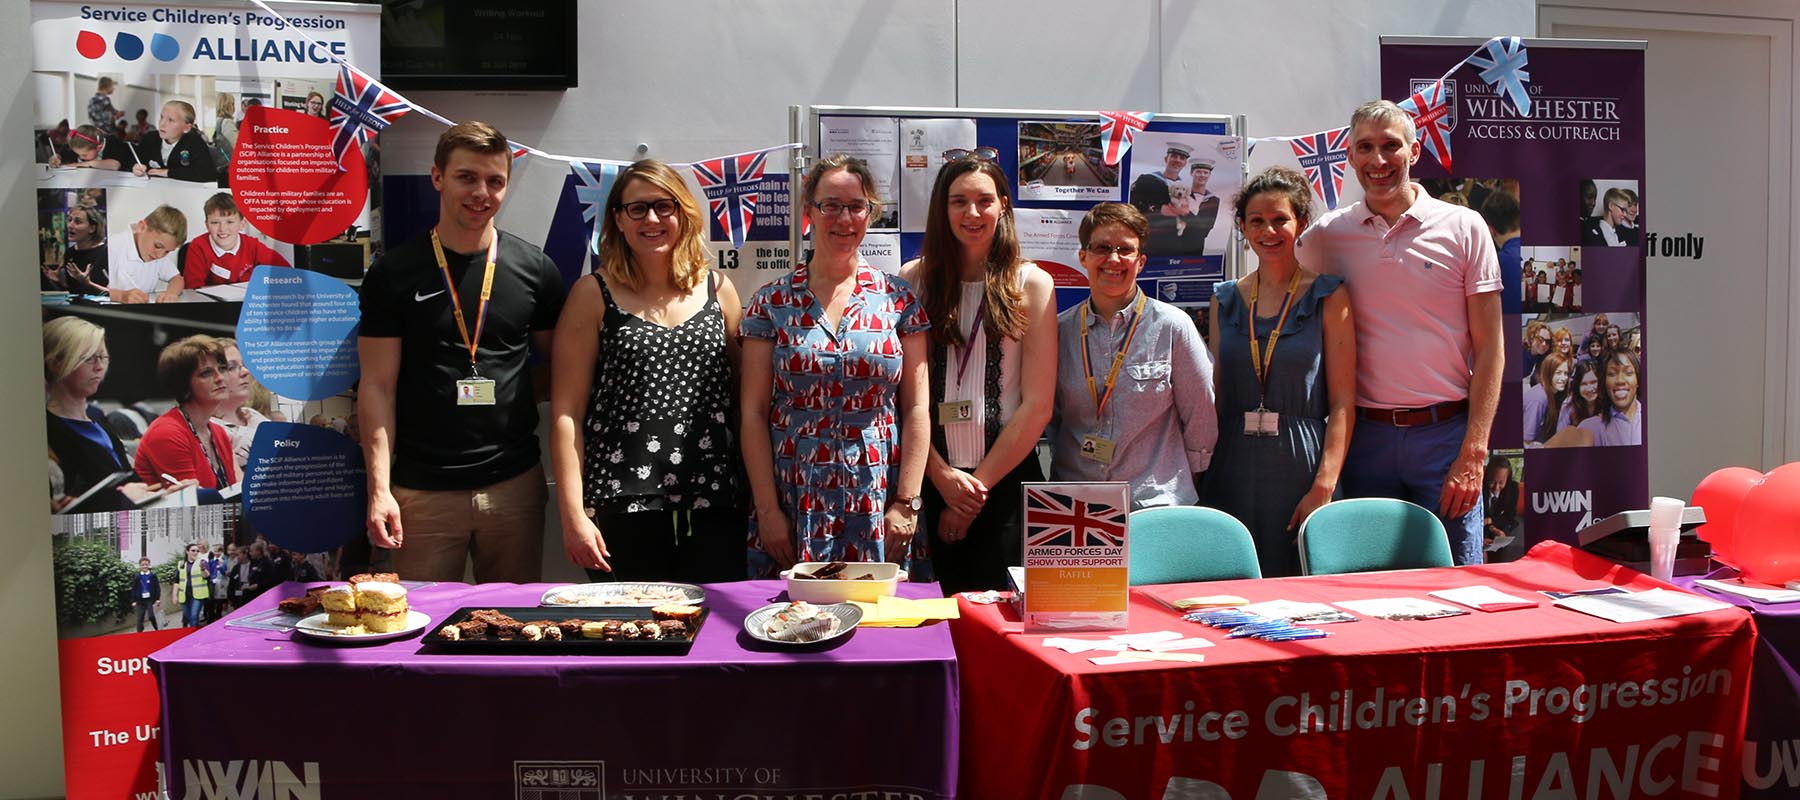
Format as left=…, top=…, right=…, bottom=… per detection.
left=1356, top=399, right=1469, bottom=427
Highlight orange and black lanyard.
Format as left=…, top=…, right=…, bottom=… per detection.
left=1078, top=291, right=1148, bottom=417
left=430, top=228, right=498, bottom=375
left=1247, top=269, right=1303, bottom=405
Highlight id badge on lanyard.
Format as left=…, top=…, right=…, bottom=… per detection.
left=433, top=229, right=499, bottom=407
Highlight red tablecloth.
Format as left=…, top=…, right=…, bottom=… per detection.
left=952, top=542, right=1756, bottom=799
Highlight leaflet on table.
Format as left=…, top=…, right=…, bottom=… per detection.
left=1333, top=597, right=1469, bottom=620
left=1553, top=588, right=1735, bottom=623
left=818, top=116, right=900, bottom=231
left=1693, top=578, right=1800, bottom=604
left=897, top=118, right=977, bottom=232
left=1022, top=482, right=1131, bottom=633
left=1428, top=585, right=1541, bottom=612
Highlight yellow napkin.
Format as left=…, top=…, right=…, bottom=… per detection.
left=850, top=595, right=962, bottom=627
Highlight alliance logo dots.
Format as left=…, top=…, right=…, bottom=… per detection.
left=75, top=30, right=182, bottom=62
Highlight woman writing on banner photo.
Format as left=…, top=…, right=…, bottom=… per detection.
left=43, top=316, right=168, bottom=512
left=898, top=153, right=1056, bottom=593
left=1047, top=203, right=1218, bottom=512
left=549, top=159, right=746, bottom=583
left=134, top=334, right=238, bottom=504
left=741, top=153, right=930, bottom=575
left=1201, top=167, right=1355, bottom=578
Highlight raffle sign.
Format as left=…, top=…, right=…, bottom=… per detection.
left=1380, top=39, right=1649, bottom=556
left=1022, top=482, right=1130, bottom=632
left=31, top=2, right=381, bottom=797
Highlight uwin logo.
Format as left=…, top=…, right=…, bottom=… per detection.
left=1532, top=489, right=1594, bottom=529
left=76, top=30, right=182, bottom=62
left=180, top=759, right=320, bottom=800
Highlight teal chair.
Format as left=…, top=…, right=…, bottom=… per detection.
left=1127, top=506, right=1262, bottom=585
left=1297, top=498, right=1454, bottom=575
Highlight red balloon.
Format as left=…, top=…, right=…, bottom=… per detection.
left=1733, top=462, right=1800, bottom=585
left=1692, top=466, right=1764, bottom=567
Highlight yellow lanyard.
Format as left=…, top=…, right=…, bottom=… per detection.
left=1078, top=291, right=1148, bottom=417
left=1247, top=269, right=1302, bottom=402
left=430, top=229, right=498, bottom=371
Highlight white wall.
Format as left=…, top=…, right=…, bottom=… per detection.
left=0, top=2, right=1538, bottom=795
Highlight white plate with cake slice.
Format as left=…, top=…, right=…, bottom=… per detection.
left=293, top=610, right=432, bottom=644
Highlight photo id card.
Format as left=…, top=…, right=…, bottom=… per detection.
left=1079, top=434, right=1116, bottom=464
left=456, top=378, right=497, bottom=406
left=938, top=400, right=975, bottom=424
left=1243, top=409, right=1280, bottom=436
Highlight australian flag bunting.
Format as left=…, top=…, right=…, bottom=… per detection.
left=326, top=63, right=410, bottom=172
left=569, top=160, right=623, bottom=255
left=1398, top=78, right=1456, bottom=172
left=1465, top=36, right=1532, bottom=117
left=1097, top=111, right=1154, bottom=167
left=1290, top=126, right=1351, bottom=210
left=691, top=146, right=780, bottom=250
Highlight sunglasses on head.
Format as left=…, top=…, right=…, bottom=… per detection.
left=942, top=147, right=998, bottom=163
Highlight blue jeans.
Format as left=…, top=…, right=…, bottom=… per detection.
left=1340, top=413, right=1485, bottom=566
left=182, top=597, right=204, bottom=627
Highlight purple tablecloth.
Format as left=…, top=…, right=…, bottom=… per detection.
left=1679, top=569, right=1800, bottom=797
left=152, top=580, right=958, bottom=799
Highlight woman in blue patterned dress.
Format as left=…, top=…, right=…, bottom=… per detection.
left=549, top=159, right=745, bottom=582
left=740, top=154, right=931, bottom=573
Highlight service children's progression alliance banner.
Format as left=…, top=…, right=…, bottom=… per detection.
left=1380, top=39, right=1647, bottom=561
left=31, top=2, right=381, bottom=797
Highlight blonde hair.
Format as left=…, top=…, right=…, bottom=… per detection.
left=595, top=160, right=710, bottom=292
left=164, top=100, right=197, bottom=125
left=216, top=92, right=235, bottom=118
left=43, top=317, right=106, bottom=386
left=141, top=205, right=188, bottom=241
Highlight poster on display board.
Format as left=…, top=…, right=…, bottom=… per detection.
left=30, top=1, right=382, bottom=796
left=1379, top=38, right=1647, bottom=563
left=769, top=106, right=1240, bottom=313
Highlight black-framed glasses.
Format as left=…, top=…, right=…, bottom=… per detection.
left=942, top=146, right=999, bottom=162
left=1084, top=243, right=1139, bottom=258
left=617, top=198, right=679, bottom=220
left=810, top=200, right=871, bottom=219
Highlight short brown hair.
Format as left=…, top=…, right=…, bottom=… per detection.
left=1078, top=202, right=1147, bottom=247
left=142, top=205, right=188, bottom=241
left=803, top=153, right=881, bottom=210
left=203, top=192, right=239, bottom=219
left=156, top=335, right=226, bottom=402
left=434, top=121, right=511, bottom=176
left=1233, top=166, right=1315, bottom=228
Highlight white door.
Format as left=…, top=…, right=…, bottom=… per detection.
left=1541, top=4, right=1796, bottom=496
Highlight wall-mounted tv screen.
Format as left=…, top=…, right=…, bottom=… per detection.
left=380, top=0, right=577, bottom=91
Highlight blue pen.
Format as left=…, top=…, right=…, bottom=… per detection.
left=1262, top=629, right=1329, bottom=641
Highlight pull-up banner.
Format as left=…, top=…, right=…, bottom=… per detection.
left=1380, top=38, right=1648, bottom=560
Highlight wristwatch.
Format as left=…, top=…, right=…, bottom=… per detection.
left=890, top=494, right=922, bottom=512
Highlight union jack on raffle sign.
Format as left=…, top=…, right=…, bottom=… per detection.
left=691, top=149, right=772, bottom=249
left=1399, top=78, right=1455, bottom=172
left=1097, top=110, right=1154, bottom=167
left=1025, top=487, right=1126, bottom=548
left=1290, top=126, right=1351, bottom=210
left=326, top=63, right=410, bottom=171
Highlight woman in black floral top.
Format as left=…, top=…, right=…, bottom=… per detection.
left=549, top=160, right=745, bottom=582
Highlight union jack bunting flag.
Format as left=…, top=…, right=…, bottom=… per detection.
left=691, top=148, right=773, bottom=250
left=1290, top=126, right=1351, bottom=210
left=326, top=64, right=410, bottom=172
left=1097, top=110, right=1154, bottom=167
left=1025, top=487, right=1126, bottom=548
left=569, top=159, right=621, bottom=254
left=1465, top=36, right=1532, bottom=117
left=1399, top=78, right=1455, bottom=172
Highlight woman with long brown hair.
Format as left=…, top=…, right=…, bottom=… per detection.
left=899, top=155, right=1056, bottom=593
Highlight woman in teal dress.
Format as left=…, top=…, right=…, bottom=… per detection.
left=1203, top=167, right=1356, bottom=577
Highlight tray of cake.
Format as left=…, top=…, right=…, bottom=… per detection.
left=423, top=604, right=707, bottom=655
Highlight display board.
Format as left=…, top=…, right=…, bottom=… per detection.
left=745, top=105, right=1243, bottom=312
left=31, top=2, right=382, bottom=797
left=1380, top=37, right=1649, bottom=557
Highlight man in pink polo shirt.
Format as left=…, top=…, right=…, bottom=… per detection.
left=1296, top=100, right=1504, bottom=565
